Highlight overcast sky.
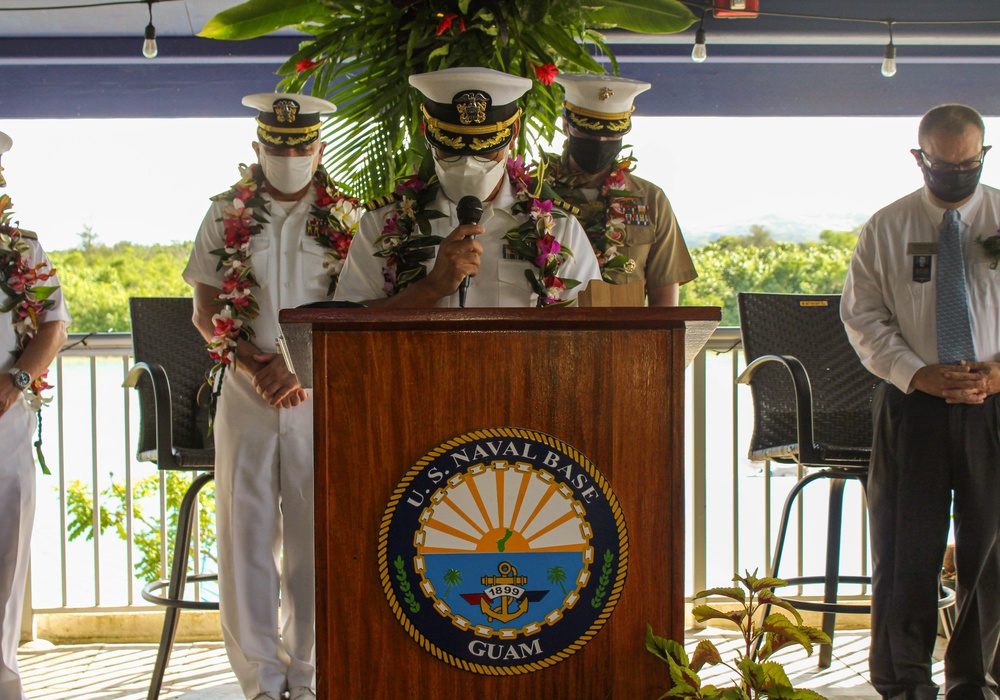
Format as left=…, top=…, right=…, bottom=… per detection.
left=2, top=115, right=997, bottom=252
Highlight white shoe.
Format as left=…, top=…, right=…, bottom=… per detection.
left=287, top=688, right=316, bottom=700
left=250, top=693, right=281, bottom=700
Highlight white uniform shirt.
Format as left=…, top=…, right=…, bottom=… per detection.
left=841, top=184, right=1000, bottom=392
left=334, top=180, right=602, bottom=307
left=184, top=186, right=335, bottom=353
left=0, top=238, right=71, bottom=417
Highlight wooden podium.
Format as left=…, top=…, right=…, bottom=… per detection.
left=279, top=306, right=719, bottom=700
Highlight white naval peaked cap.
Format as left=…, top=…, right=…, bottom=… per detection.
left=555, top=73, right=651, bottom=136
left=0, top=131, right=11, bottom=156
left=242, top=92, right=336, bottom=148
left=408, top=67, right=531, bottom=109
left=555, top=73, right=651, bottom=115
left=241, top=92, right=337, bottom=116
left=409, top=67, right=531, bottom=155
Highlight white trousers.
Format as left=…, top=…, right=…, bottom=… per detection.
left=214, top=375, right=315, bottom=699
left=0, top=403, right=36, bottom=700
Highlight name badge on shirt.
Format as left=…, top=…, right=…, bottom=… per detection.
left=907, top=242, right=937, bottom=256
left=913, top=254, right=932, bottom=283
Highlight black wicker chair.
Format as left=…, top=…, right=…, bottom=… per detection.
left=736, top=293, right=879, bottom=668
left=125, top=297, right=217, bottom=700
left=736, top=292, right=954, bottom=668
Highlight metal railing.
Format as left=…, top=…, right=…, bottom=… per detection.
left=27, top=327, right=872, bottom=623
left=30, top=332, right=214, bottom=618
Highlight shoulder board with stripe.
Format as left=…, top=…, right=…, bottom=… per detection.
left=17, top=229, right=37, bottom=240
left=552, top=197, right=581, bottom=217
left=365, top=193, right=398, bottom=211
left=210, top=188, right=238, bottom=202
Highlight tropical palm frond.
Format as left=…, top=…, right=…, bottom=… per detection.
left=202, top=0, right=697, bottom=201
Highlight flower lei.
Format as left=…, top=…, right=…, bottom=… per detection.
left=0, top=193, right=60, bottom=473
left=376, top=157, right=579, bottom=307
left=207, top=163, right=361, bottom=395
left=541, top=151, right=639, bottom=282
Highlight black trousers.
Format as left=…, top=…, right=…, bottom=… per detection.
left=869, top=383, right=1000, bottom=700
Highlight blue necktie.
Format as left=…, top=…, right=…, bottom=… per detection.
left=936, top=208, right=976, bottom=364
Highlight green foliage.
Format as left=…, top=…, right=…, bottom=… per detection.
left=65, top=472, right=216, bottom=584
left=646, top=570, right=831, bottom=700
left=680, top=228, right=859, bottom=326
left=50, top=239, right=192, bottom=333
left=198, top=0, right=696, bottom=201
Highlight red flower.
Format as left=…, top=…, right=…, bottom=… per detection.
left=296, top=58, right=317, bottom=73
left=534, top=63, right=558, bottom=86
left=436, top=13, right=458, bottom=35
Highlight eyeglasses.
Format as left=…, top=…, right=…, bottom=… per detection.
left=433, top=151, right=501, bottom=165
left=912, top=146, right=991, bottom=172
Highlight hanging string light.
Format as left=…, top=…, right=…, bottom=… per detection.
left=692, top=10, right=708, bottom=63
left=142, top=0, right=158, bottom=59
left=881, top=21, right=897, bottom=78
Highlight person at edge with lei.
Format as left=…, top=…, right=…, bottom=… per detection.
left=543, top=73, right=697, bottom=307
left=0, top=130, right=71, bottom=700
left=333, top=66, right=602, bottom=308
left=183, top=94, right=361, bottom=700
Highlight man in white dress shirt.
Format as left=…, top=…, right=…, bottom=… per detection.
left=842, top=104, right=1000, bottom=700
left=334, top=66, right=601, bottom=307
left=0, top=130, right=70, bottom=700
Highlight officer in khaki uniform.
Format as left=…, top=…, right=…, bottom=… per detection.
left=548, top=73, right=697, bottom=307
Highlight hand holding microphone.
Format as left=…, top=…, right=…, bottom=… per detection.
left=456, top=195, right=483, bottom=308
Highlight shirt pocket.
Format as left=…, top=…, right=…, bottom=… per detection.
left=970, top=261, right=1000, bottom=308
left=300, top=236, right=336, bottom=296
left=247, top=236, right=273, bottom=290
left=497, top=260, right=535, bottom=307
left=623, top=225, right=656, bottom=248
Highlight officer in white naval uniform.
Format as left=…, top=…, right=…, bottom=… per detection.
left=334, top=67, right=601, bottom=307
left=184, top=94, right=345, bottom=700
left=0, top=130, right=70, bottom=700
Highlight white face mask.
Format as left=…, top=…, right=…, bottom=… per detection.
left=258, top=151, right=317, bottom=195
left=434, top=152, right=508, bottom=203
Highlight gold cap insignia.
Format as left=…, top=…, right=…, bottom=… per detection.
left=598, top=87, right=614, bottom=101
left=273, top=99, right=300, bottom=124
left=455, top=91, right=488, bottom=125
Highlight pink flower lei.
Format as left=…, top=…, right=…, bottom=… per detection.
left=377, top=158, right=580, bottom=306
left=207, top=163, right=361, bottom=393
left=0, top=194, right=61, bottom=472
left=542, top=151, right=638, bottom=281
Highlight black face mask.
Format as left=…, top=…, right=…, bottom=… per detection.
left=921, top=164, right=982, bottom=203
left=568, top=137, right=622, bottom=175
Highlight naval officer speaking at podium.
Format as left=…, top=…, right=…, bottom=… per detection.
left=334, top=66, right=601, bottom=309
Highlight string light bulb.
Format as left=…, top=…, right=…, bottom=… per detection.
left=142, top=1, right=158, bottom=59
left=692, top=12, right=708, bottom=63
left=881, top=21, right=896, bottom=78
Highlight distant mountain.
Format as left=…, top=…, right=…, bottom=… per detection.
left=684, top=212, right=870, bottom=249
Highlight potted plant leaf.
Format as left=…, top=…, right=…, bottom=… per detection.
left=198, top=0, right=697, bottom=201
left=646, top=570, right=832, bottom=700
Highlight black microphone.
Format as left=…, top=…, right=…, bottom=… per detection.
left=456, top=195, right=483, bottom=308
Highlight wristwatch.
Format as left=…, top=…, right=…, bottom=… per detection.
left=8, top=367, right=30, bottom=391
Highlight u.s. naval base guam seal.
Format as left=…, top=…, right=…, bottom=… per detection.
left=377, top=427, right=628, bottom=675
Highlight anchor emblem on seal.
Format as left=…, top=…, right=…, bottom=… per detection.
left=480, top=561, right=528, bottom=623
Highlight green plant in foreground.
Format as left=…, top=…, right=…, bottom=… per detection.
left=646, top=570, right=831, bottom=700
